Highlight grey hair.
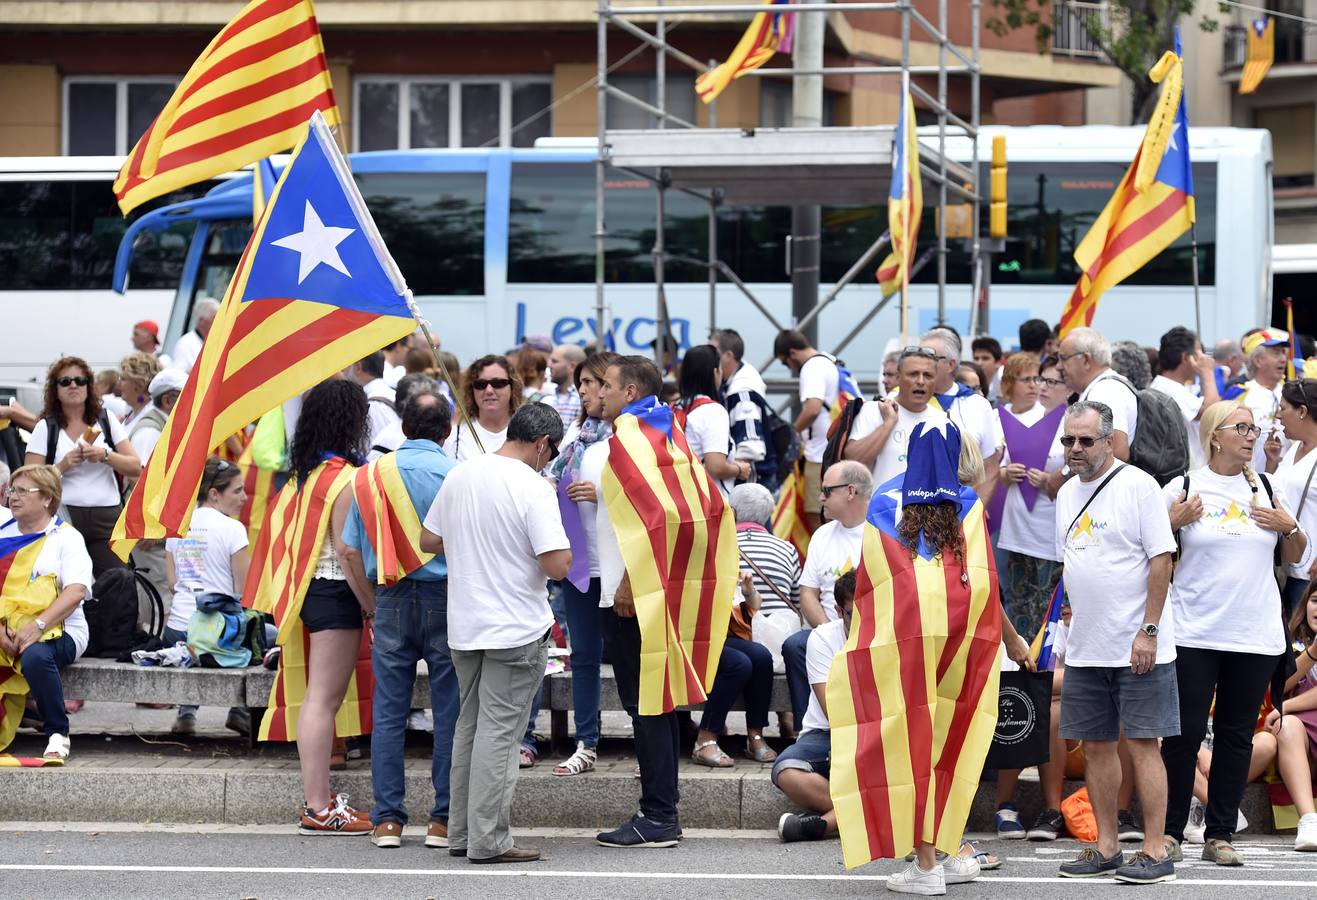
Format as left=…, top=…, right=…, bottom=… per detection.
left=728, top=482, right=774, bottom=525
left=883, top=350, right=900, bottom=365
left=920, top=327, right=962, bottom=360
left=1065, top=400, right=1114, bottom=438
left=1111, top=340, right=1151, bottom=390
left=192, top=297, right=220, bottom=326
left=1213, top=339, right=1241, bottom=362
left=827, top=459, right=875, bottom=498
left=506, top=400, right=565, bottom=446
left=1065, top=327, right=1112, bottom=367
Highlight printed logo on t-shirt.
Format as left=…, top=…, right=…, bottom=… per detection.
left=1067, top=511, right=1108, bottom=550
left=1201, top=501, right=1255, bottom=534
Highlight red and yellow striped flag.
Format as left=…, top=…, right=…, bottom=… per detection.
left=236, top=440, right=281, bottom=548
left=771, top=463, right=811, bottom=562
left=876, top=90, right=923, bottom=299
left=351, top=454, right=433, bottom=586
left=247, top=457, right=372, bottom=741
left=113, top=0, right=340, bottom=215
left=827, top=512, right=1002, bottom=867
left=601, top=396, right=738, bottom=715
left=1240, top=18, right=1274, bottom=95
left=695, top=0, right=795, bottom=104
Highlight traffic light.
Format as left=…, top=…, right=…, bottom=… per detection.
left=990, top=134, right=1007, bottom=239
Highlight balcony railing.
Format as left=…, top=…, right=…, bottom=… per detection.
left=1225, top=22, right=1317, bottom=69
left=1052, top=1, right=1109, bottom=58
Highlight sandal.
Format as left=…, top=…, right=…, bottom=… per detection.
left=330, top=737, right=348, bottom=771
left=691, top=739, right=734, bottom=768
left=552, top=742, right=597, bottom=777
left=519, top=743, right=538, bottom=769
left=961, top=840, right=1000, bottom=871
left=743, top=734, right=778, bottom=763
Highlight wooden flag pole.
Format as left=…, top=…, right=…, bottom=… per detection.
left=1190, top=220, right=1202, bottom=338
left=899, top=69, right=910, bottom=347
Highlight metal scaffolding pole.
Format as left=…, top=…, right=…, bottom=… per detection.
left=937, top=0, right=948, bottom=326
left=654, top=0, right=670, bottom=368
left=595, top=0, right=609, bottom=349
left=971, top=0, right=985, bottom=335
left=791, top=0, right=823, bottom=344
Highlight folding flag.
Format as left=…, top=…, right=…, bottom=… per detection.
left=876, top=89, right=923, bottom=300
left=114, top=0, right=339, bottom=214
left=601, top=396, right=738, bottom=715
left=0, top=518, right=67, bottom=752
left=1030, top=577, right=1065, bottom=671
left=1059, top=31, right=1195, bottom=336
left=111, top=110, right=418, bottom=560
left=1286, top=297, right=1301, bottom=381
left=695, top=0, right=795, bottom=104
left=771, top=463, right=811, bottom=562
left=350, top=454, right=434, bottom=586
left=1240, top=17, right=1274, bottom=95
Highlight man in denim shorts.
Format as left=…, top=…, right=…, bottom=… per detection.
left=1054, top=401, right=1179, bottom=885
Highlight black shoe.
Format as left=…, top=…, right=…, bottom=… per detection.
left=1118, top=809, right=1144, bottom=842
left=777, top=812, right=828, bottom=843
left=1027, top=808, right=1064, bottom=841
left=225, top=707, right=251, bottom=737
left=1059, top=847, right=1124, bottom=878
left=449, top=848, right=467, bottom=857
left=596, top=812, right=681, bottom=848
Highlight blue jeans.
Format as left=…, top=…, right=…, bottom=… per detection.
left=22, top=634, right=77, bottom=737
left=370, top=579, right=459, bottom=826
left=559, top=578, right=603, bottom=748
left=783, top=628, right=812, bottom=729
left=699, top=636, right=774, bottom=734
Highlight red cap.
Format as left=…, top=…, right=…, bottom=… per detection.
left=133, top=320, right=160, bottom=342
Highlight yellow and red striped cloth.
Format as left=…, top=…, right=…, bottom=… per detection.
left=351, top=453, right=433, bottom=586
left=695, top=0, right=794, bottom=104
left=827, top=512, right=1002, bottom=868
left=247, top=457, right=372, bottom=741
left=601, top=398, right=737, bottom=715
left=113, top=0, right=339, bottom=214
left=236, top=441, right=281, bottom=549
left=1240, top=18, right=1274, bottom=95
left=771, top=463, right=811, bottom=563
left=876, top=90, right=923, bottom=300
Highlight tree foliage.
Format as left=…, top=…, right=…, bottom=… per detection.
left=986, top=1, right=1224, bottom=124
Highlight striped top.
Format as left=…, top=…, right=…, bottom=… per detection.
left=736, top=523, right=801, bottom=614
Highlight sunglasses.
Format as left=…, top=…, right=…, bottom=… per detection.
left=57, top=376, right=91, bottom=388
left=899, top=346, right=949, bottom=363
left=1216, top=422, right=1263, bottom=438
left=1059, top=435, right=1105, bottom=448
left=472, top=378, right=512, bottom=391
left=820, top=482, right=851, bottom=498
left=201, top=459, right=233, bottom=497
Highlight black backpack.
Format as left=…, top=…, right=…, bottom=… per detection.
left=85, top=567, right=143, bottom=658
left=761, top=403, right=802, bottom=492
left=1094, top=374, right=1189, bottom=486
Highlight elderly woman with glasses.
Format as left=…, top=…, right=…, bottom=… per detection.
left=1160, top=400, right=1310, bottom=866
left=1275, top=379, right=1317, bottom=616
left=0, top=464, right=94, bottom=761
left=25, top=356, right=140, bottom=577
left=443, top=354, right=524, bottom=462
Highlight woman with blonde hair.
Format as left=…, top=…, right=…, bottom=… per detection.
left=117, top=352, right=162, bottom=428
left=443, top=354, right=523, bottom=462
left=1161, top=399, right=1309, bottom=866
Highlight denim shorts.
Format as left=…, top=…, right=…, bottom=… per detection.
left=300, top=578, right=363, bottom=632
left=771, top=728, right=831, bottom=787
left=1059, top=662, right=1180, bottom=742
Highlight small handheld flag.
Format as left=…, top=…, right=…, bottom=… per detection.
left=1240, top=18, right=1274, bottom=95
left=695, top=0, right=795, bottom=104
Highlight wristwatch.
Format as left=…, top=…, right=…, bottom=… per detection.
left=1284, top=525, right=1301, bottom=540
left=34, top=617, right=48, bottom=633
left=1140, top=622, right=1159, bottom=638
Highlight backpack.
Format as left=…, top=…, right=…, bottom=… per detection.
left=85, top=567, right=142, bottom=658
left=761, top=403, right=802, bottom=492
left=1094, top=374, right=1189, bottom=486
left=821, top=396, right=866, bottom=479
left=45, top=408, right=124, bottom=497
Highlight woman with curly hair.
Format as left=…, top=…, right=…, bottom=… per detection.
left=249, top=379, right=376, bottom=835
left=116, top=352, right=162, bottom=428
left=25, top=355, right=140, bottom=577
left=443, top=354, right=523, bottom=462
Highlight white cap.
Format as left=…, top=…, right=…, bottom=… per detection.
left=148, top=368, right=188, bottom=398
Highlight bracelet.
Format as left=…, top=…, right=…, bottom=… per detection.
left=1306, top=645, right=1317, bottom=663
left=362, top=610, right=376, bottom=620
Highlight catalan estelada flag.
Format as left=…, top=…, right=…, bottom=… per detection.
left=828, top=491, right=1002, bottom=867
left=772, top=462, right=811, bottom=562
left=248, top=456, right=372, bottom=740
left=695, top=0, right=795, bottom=104
left=1059, top=31, right=1195, bottom=336
left=111, top=110, right=418, bottom=560
left=1240, top=17, right=1274, bottom=95
left=876, top=90, right=922, bottom=299
left=351, top=454, right=433, bottom=586
left=113, top=0, right=339, bottom=214
left=1030, top=577, right=1065, bottom=671
left=236, top=440, right=283, bottom=548
left=0, top=519, right=66, bottom=752
left=601, top=395, right=738, bottom=715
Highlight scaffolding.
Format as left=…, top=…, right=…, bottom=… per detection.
left=594, top=0, right=984, bottom=372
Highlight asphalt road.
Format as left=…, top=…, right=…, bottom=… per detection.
left=2, top=825, right=1316, bottom=900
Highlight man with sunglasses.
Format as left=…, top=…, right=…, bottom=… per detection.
left=420, top=402, right=571, bottom=864
left=1150, top=327, right=1221, bottom=471
left=1054, top=401, right=1178, bottom=884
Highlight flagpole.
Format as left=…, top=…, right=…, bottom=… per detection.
left=899, top=69, right=910, bottom=347
left=405, top=290, right=485, bottom=454
left=1190, top=220, right=1202, bottom=337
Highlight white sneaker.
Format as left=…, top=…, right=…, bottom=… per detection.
left=405, top=710, right=433, bottom=732
left=42, top=733, right=70, bottom=761
left=1184, top=797, right=1206, bottom=844
left=942, top=853, right=981, bottom=884
left=1296, top=813, right=1317, bottom=852
left=886, top=860, right=946, bottom=896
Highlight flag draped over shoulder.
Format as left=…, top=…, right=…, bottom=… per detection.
left=601, top=396, right=738, bottom=715
left=695, top=0, right=795, bottom=104
left=1240, top=17, right=1274, bottom=95
left=351, top=454, right=433, bottom=586
left=0, top=521, right=66, bottom=752
left=113, top=0, right=339, bottom=214
left=111, top=110, right=417, bottom=560
left=828, top=496, right=1002, bottom=867
left=1059, top=34, right=1194, bottom=336
left=247, top=457, right=372, bottom=741
left=876, top=91, right=922, bottom=298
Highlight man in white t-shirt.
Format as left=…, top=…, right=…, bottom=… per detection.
left=1058, top=326, right=1139, bottom=462
left=772, top=569, right=856, bottom=844
left=1150, top=327, right=1220, bottom=471
left=1054, top=401, right=1178, bottom=884
left=920, top=328, right=1003, bottom=490
left=773, top=329, right=840, bottom=533
left=381, top=338, right=409, bottom=389
left=1238, top=328, right=1290, bottom=472
left=171, top=297, right=218, bottom=375
left=780, top=461, right=872, bottom=733
left=420, top=403, right=571, bottom=865
left=350, top=351, right=401, bottom=450
left=846, top=348, right=942, bottom=485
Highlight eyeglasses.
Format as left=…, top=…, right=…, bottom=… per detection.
left=1059, top=435, right=1106, bottom=448
left=56, top=376, right=90, bottom=388
left=819, top=482, right=851, bottom=498
left=1056, top=351, right=1088, bottom=363
left=1216, top=422, right=1263, bottom=438
left=1028, top=376, right=1064, bottom=388
left=472, top=378, right=512, bottom=391
left=4, top=486, right=42, bottom=499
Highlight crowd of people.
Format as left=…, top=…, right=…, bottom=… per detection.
left=4, top=309, right=1317, bottom=890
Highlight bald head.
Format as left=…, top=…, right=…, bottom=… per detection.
left=549, top=344, right=587, bottom=386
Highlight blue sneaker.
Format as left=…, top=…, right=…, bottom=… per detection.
left=596, top=812, right=681, bottom=848
left=1114, top=851, right=1176, bottom=884
left=995, top=803, right=1026, bottom=840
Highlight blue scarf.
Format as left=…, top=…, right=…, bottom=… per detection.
left=552, top=416, right=613, bottom=482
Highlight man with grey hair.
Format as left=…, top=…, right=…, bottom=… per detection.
left=545, top=344, right=587, bottom=429
left=780, top=460, right=873, bottom=733
left=1054, top=400, right=1177, bottom=884
left=369, top=373, right=439, bottom=461
left=1212, top=339, right=1245, bottom=385
left=730, top=483, right=801, bottom=617
left=918, top=328, right=1003, bottom=491
left=1239, top=328, right=1290, bottom=471
left=171, top=297, right=220, bottom=375
left=1057, top=326, right=1138, bottom=462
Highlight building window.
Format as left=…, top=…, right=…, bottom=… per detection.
left=353, top=77, right=552, bottom=151
left=606, top=74, right=697, bottom=129
left=1256, top=103, right=1315, bottom=188
left=64, top=77, right=179, bottom=156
